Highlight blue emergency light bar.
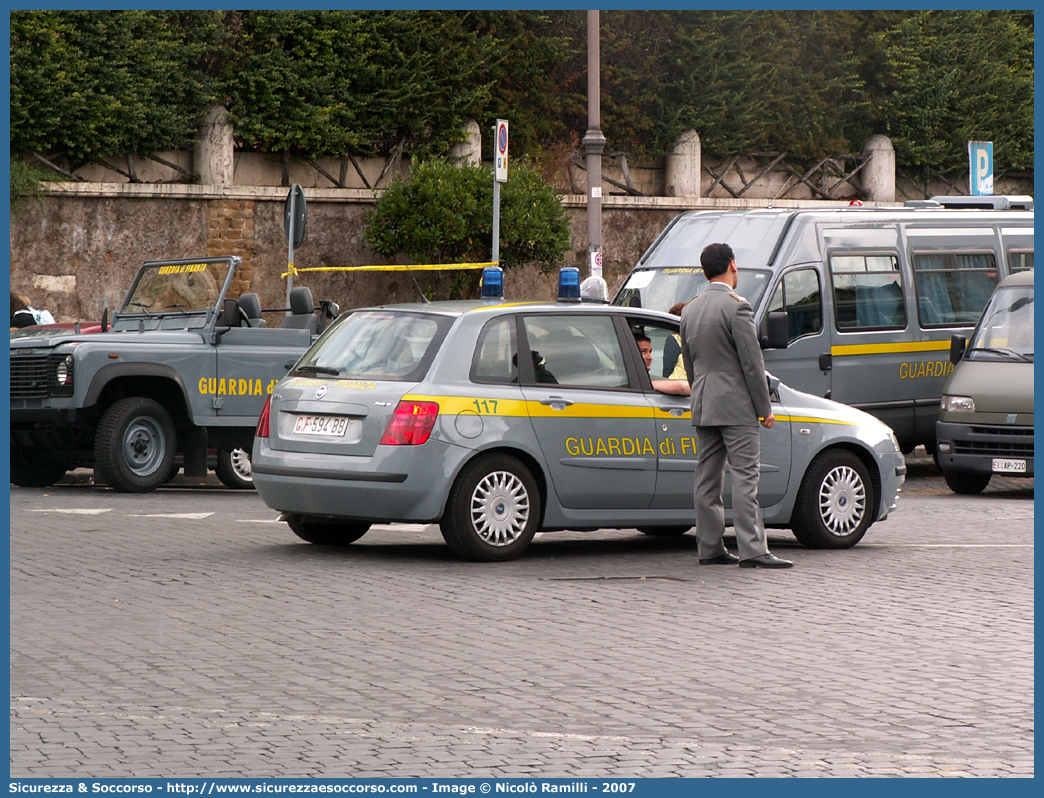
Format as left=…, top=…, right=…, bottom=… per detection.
left=481, top=266, right=504, bottom=298
left=557, top=267, right=581, bottom=302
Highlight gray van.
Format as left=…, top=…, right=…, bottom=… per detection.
left=936, top=270, right=1034, bottom=493
left=613, top=196, right=1034, bottom=452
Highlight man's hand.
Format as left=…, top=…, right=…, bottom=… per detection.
left=760, top=413, right=775, bottom=429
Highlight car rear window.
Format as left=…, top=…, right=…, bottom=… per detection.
left=295, top=310, right=453, bottom=382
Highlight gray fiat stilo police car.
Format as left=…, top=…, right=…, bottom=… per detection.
left=252, top=274, right=906, bottom=561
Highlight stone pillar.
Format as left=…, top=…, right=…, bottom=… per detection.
left=665, top=129, right=701, bottom=198
left=195, top=105, right=234, bottom=186
left=862, top=134, right=895, bottom=203
left=449, top=119, right=482, bottom=165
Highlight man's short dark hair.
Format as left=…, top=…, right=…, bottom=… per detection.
left=700, top=243, right=735, bottom=279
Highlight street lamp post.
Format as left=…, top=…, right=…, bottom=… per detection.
left=581, top=9, right=608, bottom=301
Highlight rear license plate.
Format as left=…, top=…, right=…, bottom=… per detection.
left=992, top=458, right=1027, bottom=474
left=293, top=414, right=350, bottom=437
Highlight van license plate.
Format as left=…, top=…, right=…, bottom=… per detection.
left=293, top=415, right=349, bottom=437
left=992, top=458, right=1026, bottom=474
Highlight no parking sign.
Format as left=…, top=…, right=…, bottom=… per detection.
left=495, top=119, right=509, bottom=183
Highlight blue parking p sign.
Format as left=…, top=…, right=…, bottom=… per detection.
left=969, top=141, right=993, bottom=196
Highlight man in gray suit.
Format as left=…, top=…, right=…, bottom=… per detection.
left=679, top=243, right=794, bottom=569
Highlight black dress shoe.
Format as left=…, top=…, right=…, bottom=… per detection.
left=739, top=553, right=794, bottom=569
left=699, top=552, right=740, bottom=565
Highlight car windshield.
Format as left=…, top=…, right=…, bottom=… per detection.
left=294, top=310, right=454, bottom=382
left=121, top=260, right=231, bottom=315
left=965, top=284, right=1033, bottom=362
left=613, top=267, right=770, bottom=312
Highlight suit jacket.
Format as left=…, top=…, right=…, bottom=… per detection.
left=679, top=282, right=771, bottom=427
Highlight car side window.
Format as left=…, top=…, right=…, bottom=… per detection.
left=520, top=315, right=629, bottom=389
left=829, top=253, right=907, bottom=331
left=471, top=316, right=518, bottom=384
left=768, top=268, right=823, bottom=342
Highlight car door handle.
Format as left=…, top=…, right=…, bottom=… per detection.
left=819, top=353, right=832, bottom=371
left=658, top=406, right=687, bottom=417
left=540, top=397, right=575, bottom=410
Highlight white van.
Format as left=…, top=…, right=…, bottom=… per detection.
left=613, top=196, right=1034, bottom=452
left=936, top=270, right=1033, bottom=493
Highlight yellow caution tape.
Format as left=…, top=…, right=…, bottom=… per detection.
left=282, top=262, right=499, bottom=279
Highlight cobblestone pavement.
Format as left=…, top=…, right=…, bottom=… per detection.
left=10, top=454, right=1033, bottom=778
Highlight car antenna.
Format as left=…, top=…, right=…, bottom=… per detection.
left=408, top=268, right=430, bottom=303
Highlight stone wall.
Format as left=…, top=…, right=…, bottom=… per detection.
left=7, top=183, right=919, bottom=325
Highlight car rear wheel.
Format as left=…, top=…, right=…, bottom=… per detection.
left=637, top=526, right=692, bottom=537
left=286, top=515, right=371, bottom=546
left=216, top=448, right=253, bottom=489
left=942, top=469, right=991, bottom=495
left=10, top=447, right=69, bottom=488
left=791, top=449, right=875, bottom=549
left=94, top=397, right=176, bottom=493
left=440, top=454, right=541, bottom=562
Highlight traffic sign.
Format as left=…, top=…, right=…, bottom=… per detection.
left=284, top=184, right=307, bottom=248
left=495, top=119, right=509, bottom=183
left=969, top=141, right=993, bottom=196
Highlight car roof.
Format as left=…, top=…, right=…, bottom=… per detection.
left=353, top=299, right=678, bottom=323
left=998, top=270, right=1033, bottom=288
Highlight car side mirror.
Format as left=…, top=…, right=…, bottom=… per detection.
left=949, top=334, right=967, bottom=364
left=220, top=298, right=240, bottom=328
left=760, top=310, right=789, bottom=349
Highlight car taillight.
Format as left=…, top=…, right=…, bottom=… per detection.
left=256, top=395, right=272, bottom=438
left=380, top=400, right=439, bottom=445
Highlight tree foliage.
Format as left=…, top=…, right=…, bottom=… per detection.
left=876, top=11, right=1034, bottom=172
left=9, top=10, right=1034, bottom=175
left=224, top=11, right=495, bottom=158
left=10, top=10, right=219, bottom=162
left=365, top=157, right=570, bottom=271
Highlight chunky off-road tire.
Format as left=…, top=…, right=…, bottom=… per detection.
left=942, top=469, right=991, bottom=495
left=286, top=515, right=371, bottom=546
left=440, top=454, right=541, bottom=562
left=637, top=526, right=692, bottom=537
left=791, top=449, right=875, bottom=549
left=216, top=448, right=254, bottom=490
left=10, top=448, right=69, bottom=488
left=94, top=397, right=177, bottom=493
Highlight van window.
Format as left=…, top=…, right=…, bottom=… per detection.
left=912, top=252, right=997, bottom=327
left=1009, top=251, right=1034, bottom=273
left=768, top=269, right=823, bottom=342
left=828, top=254, right=906, bottom=331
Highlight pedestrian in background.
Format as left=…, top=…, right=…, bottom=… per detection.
left=10, top=290, right=54, bottom=329
left=679, top=243, right=793, bottom=569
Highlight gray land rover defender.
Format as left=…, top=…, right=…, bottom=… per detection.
left=10, top=256, right=335, bottom=492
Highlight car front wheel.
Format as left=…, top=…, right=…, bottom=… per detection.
left=94, top=397, right=176, bottom=493
left=942, top=469, right=991, bottom=495
left=791, top=449, right=875, bottom=549
left=440, top=454, right=541, bottom=562
left=10, top=447, right=69, bottom=488
left=216, top=447, right=253, bottom=489
left=286, top=515, right=371, bottom=546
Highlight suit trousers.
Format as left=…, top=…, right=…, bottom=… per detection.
left=694, top=424, right=769, bottom=561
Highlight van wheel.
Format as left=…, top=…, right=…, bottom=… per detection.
left=942, top=470, right=991, bottom=495
left=95, top=397, right=176, bottom=493
left=791, top=449, right=874, bottom=549
left=286, top=515, right=371, bottom=546
left=216, top=448, right=253, bottom=489
left=638, top=526, right=692, bottom=537
left=440, top=454, right=541, bottom=562
left=10, top=448, right=68, bottom=488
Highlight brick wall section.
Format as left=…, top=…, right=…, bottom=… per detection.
left=206, top=199, right=256, bottom=295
